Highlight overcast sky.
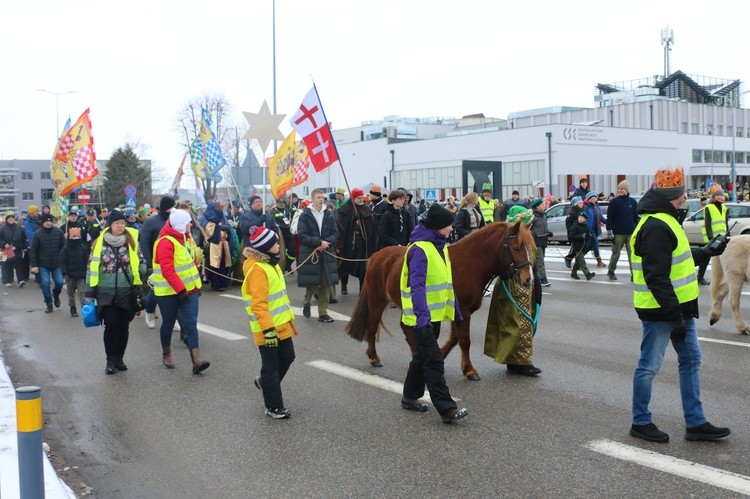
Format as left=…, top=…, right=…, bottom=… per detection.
left=2, top=0, right=748, bottom=190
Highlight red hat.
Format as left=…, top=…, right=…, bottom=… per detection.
left=249, top=225, right=278, bottom=253
left=351, top=188, right=365, bottom=198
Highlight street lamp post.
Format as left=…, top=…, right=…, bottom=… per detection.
left=733, top=90, right=750, bottom=201
left=36, top=89, right=76, bottom=137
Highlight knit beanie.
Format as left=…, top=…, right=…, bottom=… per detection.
left=249, top=225, right=279, bottom=253
left=41, top=213, right=54, bottom=223
left=422, top=203, right=454, bottom=230
left=570, top=196, right=583, bottom=205
left=507, top=205, right=533, bottom=225
left=653, top=167, right=685, bottom=200
left=248, top=195, right=262, bottom=206
left=159, top=196, right=176, bottom=213
left=617, top=180, right=630, bottom=193
left=107, top=210, right=126, bottom=224
left=169, top=209, right=191, bottom=233
left=709, top=183, right=724, bottom=198
left=28, top=205, right=39, bottom=216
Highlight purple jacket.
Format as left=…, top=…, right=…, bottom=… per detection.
left=406, top=223, right=463, bottom=328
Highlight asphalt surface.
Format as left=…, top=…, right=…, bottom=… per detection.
left=1, top=248, right=749, bottom=498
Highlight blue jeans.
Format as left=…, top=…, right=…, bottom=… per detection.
left=145, top=288, right=157, bottom=314
left=156, top=293, right=199, bottom=349
left=590, top=232, right=601, bottom=258
left=632, top=318, right=705, bottom=428
left=39, top=267, right=64, bottom=307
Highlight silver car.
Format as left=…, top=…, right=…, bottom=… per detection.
left=545, top=201, right=610, bottom=243
left=682, top=202, right=750, bottom=245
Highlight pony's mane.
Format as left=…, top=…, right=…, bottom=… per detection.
left=453, top=221, right=534, bottom=249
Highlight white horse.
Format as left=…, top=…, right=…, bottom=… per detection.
left=709, top=235, right=750, bottom=335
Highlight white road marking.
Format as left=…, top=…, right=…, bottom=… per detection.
left=587, top=439, right=750, bottom=495
left=698, top=337, right=750, bottom=348
left=220, top=293, right=352, bottom=321
left=307, top=359, right=459, bottom=404
left=197, top=323, right=246, bottom=341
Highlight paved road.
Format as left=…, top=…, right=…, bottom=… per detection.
left=1, top=249, right=749, bottom=498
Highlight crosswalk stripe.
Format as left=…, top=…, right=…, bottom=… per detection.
left=197, top=322, right=246, bottom=341
left=306, top=359, right=459, bottom=404
left=587, top=439, right=750, bottom=495
left=698, top=337, right=750, bottom=348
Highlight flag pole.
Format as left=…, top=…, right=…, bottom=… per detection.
left=311, top=82, right=368, bottom=244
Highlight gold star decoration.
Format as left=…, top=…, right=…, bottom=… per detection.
left=243, top=100, right=285, bottom=153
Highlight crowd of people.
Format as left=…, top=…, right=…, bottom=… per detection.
left=0, top=171, right=734, bottom=437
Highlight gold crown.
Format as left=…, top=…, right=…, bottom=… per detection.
left=654, top=167, right=685, bottom=188
left=708, top=183, right=723, bottom=194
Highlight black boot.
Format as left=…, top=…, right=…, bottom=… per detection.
left=584, top=271, right=596, bottom=281
left=114, top=356, right=128, bottom=371
left=105, top=357, right=117, bottom=375
left=70, top=306, right=78, bottom=317
left=571, top=270, right=580, bottom=280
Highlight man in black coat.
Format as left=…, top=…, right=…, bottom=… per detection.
left=297, top=188, right=339, bottom=323
left=335, top=188, right=376, bottom=295
left=139, top=196, right=175, bottom=327
left=0, top=213, right=28, bottom=287
left=30, top=213, right=66, bottom=313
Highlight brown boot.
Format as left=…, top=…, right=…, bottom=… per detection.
left=596, top=257, right=606, bottom=267
left=162, top=346, right=175, bottom=369
left=190, top=348, right=210, bottom=374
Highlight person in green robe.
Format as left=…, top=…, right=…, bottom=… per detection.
left=484, top=205, right=542, bottom=376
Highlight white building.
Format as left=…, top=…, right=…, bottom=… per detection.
left=312, top=71, right=749, bottom=202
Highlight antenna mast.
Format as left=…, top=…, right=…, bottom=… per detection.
left=661, top=26, right=674, bottom=78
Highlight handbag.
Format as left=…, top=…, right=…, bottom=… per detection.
left=82, top=299, right=100, bottom=328
left=116, top=252, right=146, bottom=312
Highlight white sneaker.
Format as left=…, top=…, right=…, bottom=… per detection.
left=145, top=312, right=155, bottom=329
left=5, top=283, right=10, bottom=288
left=173, top=322, right=181, bottom=332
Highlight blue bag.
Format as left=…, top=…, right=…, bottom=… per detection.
left=82, top=300, right=100, bottom=328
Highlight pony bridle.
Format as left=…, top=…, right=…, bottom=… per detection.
left=499, top=233, right=532, bottom=280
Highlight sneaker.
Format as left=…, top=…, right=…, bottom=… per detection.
left=608, top=272, right=618, bottom=281
left=143, top=312, right=154, bottom=328
left=265, top=407, right=291, bottom=419
left=253, top=376, right=262, bottom=390
left=441, top=407, right=469, bottom=424
left=564, top=256, right=572, bottom=269
left=4, top=283, right=10, bottom=288
left=173, top=322, right=181, bottom=332
left=630, top=423, right=669, bottom=443
left=44, top=305, right=53, bottom=314
left=507, top=364, right=542, bottom=376
left=318, top=314, right=334, bottom=323
left=70, top=307, right=78, bottom=318
left=685, top=421, right=731, bottom=441
left=302, top=305, right=311, bottom=318
left=18, top=280, right=25, bottom=288
left=53, top=295, right=61, bottom=308
left=698, top=278, right=710, bottom=286
left=341, top=288, right=348, bottom=295
left=329, top=298, right=338, bottom=304
left=540, top=279, right=551, bottom=287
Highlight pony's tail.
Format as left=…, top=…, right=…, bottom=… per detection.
left=345, top=284, right=372, bottom=342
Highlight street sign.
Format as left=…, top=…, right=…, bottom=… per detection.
left=425, top=189, right=437, bottom=202
left=125, top=197, right=137, bottom=207
left=124, top=184, right=137, bottom=198
left=77, top=190, right=91, bottom=204
left=532, top=180, right=545, bottom=189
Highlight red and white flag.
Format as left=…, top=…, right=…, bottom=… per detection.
left=289, top=86, right=339, bottom=173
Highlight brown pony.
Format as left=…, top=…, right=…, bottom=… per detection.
left=709, top=235, right=750, bottom=334
left=345, top=222, right=534, bottom=380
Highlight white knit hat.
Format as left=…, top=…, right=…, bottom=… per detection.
left=169, top=209, right=192, bottom=233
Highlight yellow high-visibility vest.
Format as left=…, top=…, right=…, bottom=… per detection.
left=400, top=241, right=455, bottom=326
left=477, top=196, right=494, bottom=223
left=152, top=235, right=202, bottom=296
left=631, top=212, right=699, bottom=309
left=701, top=203, right=728, bottom=242
left=242, top=262, right=294, bottom=333
left=88, top=227, right=142, bottom=287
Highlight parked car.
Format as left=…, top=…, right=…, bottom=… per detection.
left=682, top=202, right=750, bottom=245
left=545, top=201, right=610, bottom=243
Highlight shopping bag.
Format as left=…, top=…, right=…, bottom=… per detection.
left=82, top=300, right=100, bottom=328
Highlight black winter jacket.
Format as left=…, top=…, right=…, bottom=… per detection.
left=0, top=222, right=28, bottom=253
left=139, top=211, right=168, bottom=269
left=296, top=207, right=339, bottom=288
left=454, top=206, right=485, bottom=240
left=30, top=226, right=65, bottom=269
left=632, top=189, right=709, bottom=322
left=60, top=240, right=91, bottom=279
left=377, top=204, right=413, bottom=249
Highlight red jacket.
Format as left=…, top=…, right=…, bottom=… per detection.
left=154, top=221, right=199, bottom=294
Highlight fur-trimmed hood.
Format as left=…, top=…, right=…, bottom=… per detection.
left=243, top=246, right=271, bottom=262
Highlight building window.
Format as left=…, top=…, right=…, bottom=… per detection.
left=0, top=196, right=14, bottom=209
left=704, top=151, right=712, bottom=162
left=714, top=151, right=723, bottom=163
left=727, top=126, right=733, bottom=137
left=40, top=172, right=51, bottom=180
left=22, top=192, right=34, bottom=200
left=692, top=150, right=702, bottom=163
left=737, top=152, right=745, bottom=164
left=691, top=123, right=700, bottom=134
left=679, top=122, right=688, bottom=134
left=21, top=172, right=33, bottom=180
left=738, top=127, right=744, bottom=138
left=41, top=189, right=54, bottom=203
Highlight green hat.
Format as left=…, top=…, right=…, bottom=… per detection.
left=507, top=205, right=533, bottom=225
left=530, top=198, right=544, bottom=209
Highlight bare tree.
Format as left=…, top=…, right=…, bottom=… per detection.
left=175, top=94, right=244, bottom=201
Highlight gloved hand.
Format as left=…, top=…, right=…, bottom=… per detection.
left=263, top=329, right=279, bottom=348
left=670, top=317, right=687, bottom=342
left=701, top=234, right=730, bottom=258
left=177, top=289, right=190, bottom=302
left=30, top=267, right=39, bottom=274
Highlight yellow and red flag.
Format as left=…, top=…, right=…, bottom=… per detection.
left=51, top=109, right=97, bottom=196
left=267, top=131, right=297, bottom=198
left=291, top=138, right=309, bottom=187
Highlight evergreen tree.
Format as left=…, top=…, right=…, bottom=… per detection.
left=101, top=145, right=150, bottom=208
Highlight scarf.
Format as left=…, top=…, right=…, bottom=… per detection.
left=104, top=231, right=126, bottom=248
